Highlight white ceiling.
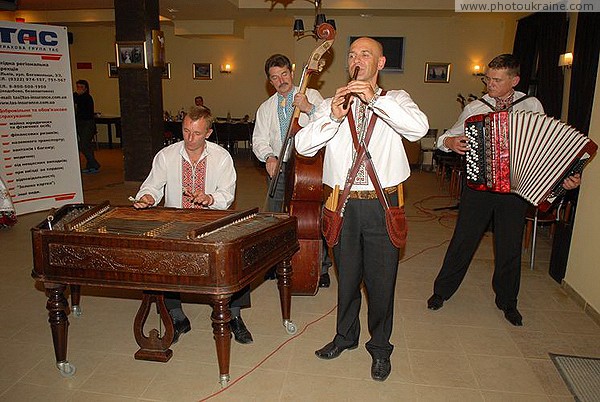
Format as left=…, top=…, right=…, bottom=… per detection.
left=7, top=0, right=458, bottom=29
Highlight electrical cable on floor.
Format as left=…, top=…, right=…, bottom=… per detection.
left=200, top=193, right=458, bottom=400
left=200, top=304, right=337, bottom=401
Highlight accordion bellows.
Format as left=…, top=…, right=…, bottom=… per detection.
left=464, top=111, right=597, bottom=211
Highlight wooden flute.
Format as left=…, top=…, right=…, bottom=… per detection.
left=342, top=65, right=360, bottom=109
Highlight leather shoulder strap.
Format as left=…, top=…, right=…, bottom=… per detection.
left=334, top=90, right=389, bottom=213
left=478, top=98, right=495, bottom=111
left=509, top=94, right=531, bottom=109
left=347, top=90, right=387, bottom=151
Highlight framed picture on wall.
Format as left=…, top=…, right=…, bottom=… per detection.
left=115, top=41, right=147, bottom=68
left=107, top=62, right=118, bottom=78
left=152, top=29, right=165, bottom=67
left=161, top=62, right=171, bottom=79
left=424, top=62, right=451, bottom=83
left=193, top=63, right=212, bottom=80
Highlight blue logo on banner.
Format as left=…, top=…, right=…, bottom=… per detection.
left=0, top=27, right=59, bottom=46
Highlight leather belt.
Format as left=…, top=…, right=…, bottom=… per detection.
left=349, top=186, right=397, bottom=199
left=324, top=185, right=397, bottom=201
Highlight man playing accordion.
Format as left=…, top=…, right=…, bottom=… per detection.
left=427, top=54, right=581, bottom=326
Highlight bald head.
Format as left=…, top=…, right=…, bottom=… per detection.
left=348, top=37, right=386, bottom=85
left=351, top=37, right=384, bottom=58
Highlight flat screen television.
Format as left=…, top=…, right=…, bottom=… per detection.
left=349, top=36, right=405, bottom=72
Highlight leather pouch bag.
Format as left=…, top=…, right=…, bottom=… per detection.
left=322, top=207, right=344, bottom=248
left=385, top=205, right=408, bottom=249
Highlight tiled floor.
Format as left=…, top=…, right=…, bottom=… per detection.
left=1, top=148, right=598, bottom=401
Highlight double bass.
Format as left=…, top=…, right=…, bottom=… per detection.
left=267, top=22, right=335, bottom=295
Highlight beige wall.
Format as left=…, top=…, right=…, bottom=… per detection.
left=63, top=13, right=517, bottom=141
left=564, top=57, right=600, bottom=313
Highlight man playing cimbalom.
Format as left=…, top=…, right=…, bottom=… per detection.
left=428, top=54, right=581, bottom=326
left=133, top=105, right=254, bottom=345
left=295, top=37, right=428, bottom=381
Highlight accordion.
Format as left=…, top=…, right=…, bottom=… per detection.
left=464, top=111, right=597, bottom=211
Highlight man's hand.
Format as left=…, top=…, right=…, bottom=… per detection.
left=330, top=80, right=378, bottom=122
left=183, top=189, right=213, bottom=207
left=442, top=135, right=469, bottom=155
left=133, top=194, right=155, bottom=209
left=562, top=173, right=581, bottom=190
left=345, top=80, right=376, bottom=105
left=266, top=156, right=278, bottom=178
left=330, top=86, right=352, bottom=121
left=293, top=93, right=313, bottom=114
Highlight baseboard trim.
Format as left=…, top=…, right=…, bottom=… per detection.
left=561, top=280, right=600, bottom=327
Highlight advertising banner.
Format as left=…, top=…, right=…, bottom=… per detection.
left=0, top=21, right=83, bottom=215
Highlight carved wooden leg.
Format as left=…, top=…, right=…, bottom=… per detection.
left=277, top=258, right=296, bottom=334
left=210, top=296, right=232, bottom=387
left=70, top=285, right=82, bottom=317
left=45, top=283, right=76, bottom=377
left=133, top=291, right=174, bottom=362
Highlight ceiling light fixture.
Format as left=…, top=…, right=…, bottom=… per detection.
left=293, top=0, right=335, bottom=39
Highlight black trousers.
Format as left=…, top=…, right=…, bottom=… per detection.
left=76, top=119, right=100, bottom=170
left=433, top=186, right=528, bottom=308
left=266, top=162, right=286, bottom=213
left=163, top=286, right=251, bottom=318
left=332, top=195, right=399, bottom=359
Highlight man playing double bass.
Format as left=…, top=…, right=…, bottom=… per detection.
left=252, top=54, right=332, bottom=287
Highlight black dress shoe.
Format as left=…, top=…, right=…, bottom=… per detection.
left=230, top=316, right=253, bottom=344
left=264, top=267, right=277, bottom=281
left=172, top=317, right=191, bottom=344
left=503, top=307, right=523, bottom=326
left=371, top=357, right=391, bottom=381
left=314, top=341, right=358, bottom=360
left=427, top=294, right=444, bottom=310
left=319, top=272, right=330, bottom=288
left=494, top=300, right=523, bottom=326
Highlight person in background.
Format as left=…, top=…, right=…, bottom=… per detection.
left=73, top=79, right=100, bottom=174
left=252, top=53, right=332, bottom=287
left=428, top=54, right=581, bottom=326
left=295, top=37, right=429, bottom=381
left=194, top=96, right=204, bottom=107
left=133, top=105, right=253, bottom=345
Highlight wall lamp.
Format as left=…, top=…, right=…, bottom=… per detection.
left=558, top=52, right=573, bottom=70
left=220, top=63, right=232, bottom=74
left=293, top=0, right=336, bottom=39
left=472, top=64, right=485, bottom=76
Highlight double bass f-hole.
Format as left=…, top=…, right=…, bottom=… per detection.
left=267, top=22, right=336, bottom=202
